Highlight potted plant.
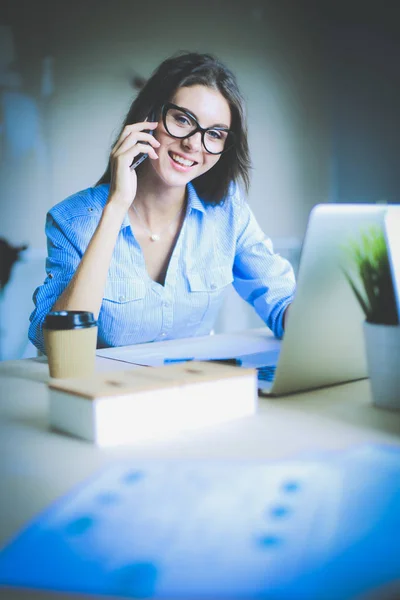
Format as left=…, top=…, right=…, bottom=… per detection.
left=342, top=225, right=400, bottom=410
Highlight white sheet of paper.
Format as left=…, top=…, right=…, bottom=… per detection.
left=96, top=330, right=281, bottom=367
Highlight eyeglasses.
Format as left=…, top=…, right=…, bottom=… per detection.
left=161, top=103, right=235, bottom=155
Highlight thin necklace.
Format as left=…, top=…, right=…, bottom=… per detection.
left=132, top=202, right=183, bottom=242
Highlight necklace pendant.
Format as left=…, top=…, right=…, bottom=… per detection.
left=150, top=233, right=160, bottom=242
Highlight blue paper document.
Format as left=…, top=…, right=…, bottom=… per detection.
left=0, top=445, right=399, bottom=599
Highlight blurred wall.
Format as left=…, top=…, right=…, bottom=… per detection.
left=1, top=0, right=329, bottom=248
left=328, top=23, right=400, bottom=204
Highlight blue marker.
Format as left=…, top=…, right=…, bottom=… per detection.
left=164, top=358, right=240, bottom=366
left=163, top=358, right=195, bottom=364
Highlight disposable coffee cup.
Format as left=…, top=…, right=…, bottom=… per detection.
left=43, top=311, right=98, bottom=378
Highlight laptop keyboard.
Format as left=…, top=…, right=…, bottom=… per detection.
left=165, top=357, right=277, bottom=384
left=235, top=351, right=279, bottom=387
left=257, top=365, right=276, bottom=383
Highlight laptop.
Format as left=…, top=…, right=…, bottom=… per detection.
left=238, top=203, right=399, bottom=395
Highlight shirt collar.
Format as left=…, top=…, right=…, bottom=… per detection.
left=186, top=183, right=206, bottom=214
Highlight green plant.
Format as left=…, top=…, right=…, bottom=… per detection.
left=342, top=225, right=399, bottom=325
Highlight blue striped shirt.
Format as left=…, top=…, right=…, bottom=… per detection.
left=29, top=183, right=296, bottom=353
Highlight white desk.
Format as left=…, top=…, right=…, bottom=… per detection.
left=1, top=324, right=400, bottom=600
left=1, top=348, right=400, bottom=556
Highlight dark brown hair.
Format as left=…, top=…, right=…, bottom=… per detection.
left=96, top=52, right=251, bottom=203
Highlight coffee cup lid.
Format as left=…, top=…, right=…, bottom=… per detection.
left=44, top=311, right=97, bottom=330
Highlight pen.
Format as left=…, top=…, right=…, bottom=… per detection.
left=208, top=358, right=241, bottom=366
left=163, top=358, right=241, bottom=366
left=164, top=358, right=195, bottom=364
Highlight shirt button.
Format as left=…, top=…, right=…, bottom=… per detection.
left=163, top=301, right=170, bottom=308
left=160, top=332, right=167, bottom=338
left=88, top=207, right=94, bottom=212
left=210, top=283, right=217, bottom=290
left=48, top=273, right=53, bottom=279
left=119, top=295, right=126, bottom=302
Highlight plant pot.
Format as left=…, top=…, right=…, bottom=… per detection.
left=363, top=321, right=400, bottom=410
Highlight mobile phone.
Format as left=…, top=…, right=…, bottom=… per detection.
left=130, top=111, right=157, bottom=170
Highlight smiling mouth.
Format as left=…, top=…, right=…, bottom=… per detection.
left=168, top=152, right=197, bottom=167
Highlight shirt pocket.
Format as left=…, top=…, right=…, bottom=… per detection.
left=186, top=266, right=233, bottom=329
left=188, top=265, right=234, bottom=293
left=100, top=279, right=146, bottom=346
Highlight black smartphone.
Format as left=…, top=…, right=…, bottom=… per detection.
left=130, top=111, right=157, bottom=170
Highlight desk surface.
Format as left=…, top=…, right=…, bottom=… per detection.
left=1, top=349, right=400, bottom=552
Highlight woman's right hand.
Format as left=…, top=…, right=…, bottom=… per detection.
left=107, top=121, right=160, bottom=211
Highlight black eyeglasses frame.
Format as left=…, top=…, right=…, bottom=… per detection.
left=161, top=102, right=235, bottom=155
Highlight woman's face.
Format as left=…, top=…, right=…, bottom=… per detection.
left=150, top=84, right=232, bottom=189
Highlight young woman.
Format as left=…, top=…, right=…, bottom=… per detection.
left=29, top=52, right=295, bottom=354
